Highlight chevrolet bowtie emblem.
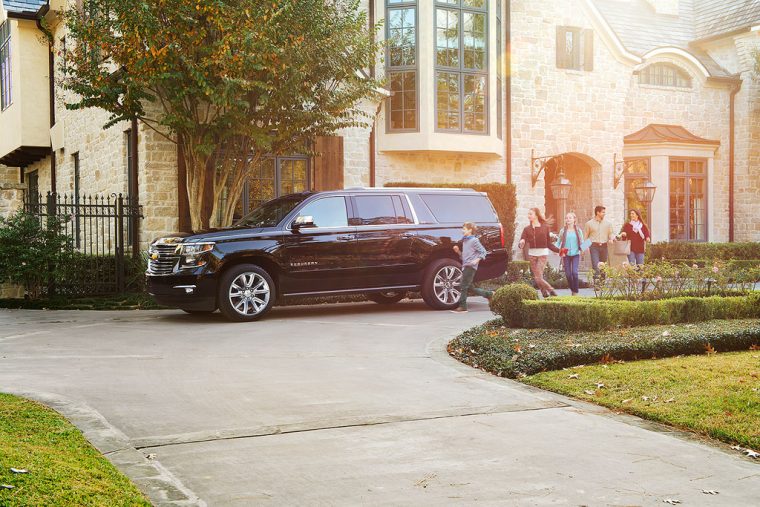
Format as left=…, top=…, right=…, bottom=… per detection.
left=151, top=252, right=159, bottom=260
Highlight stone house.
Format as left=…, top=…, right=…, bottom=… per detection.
left=0, top=0, right=758, bottom=255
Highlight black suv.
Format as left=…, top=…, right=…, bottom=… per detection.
left=147, top=188, right=507, bottom=321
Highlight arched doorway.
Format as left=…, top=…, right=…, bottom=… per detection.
left=543, top=153, right=598, bottom=232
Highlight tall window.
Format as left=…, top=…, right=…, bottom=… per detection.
left=125, top=129, right=135, bottom=246
left=624, top=159, right=651, bottom=224
left=435, top=0, right=488, bottom=134
left=556, top=26, right=593, bottom=71
left=670, top=159, right=706, bottom=242
left=386, top=0, right=418, bottom=132
left=235, top=155, right=310, bottom=218
left=0, top=20, right=11, bottom=110
left=496, top=0, right=502, bottom=139
left=640, top=63, right=691, bottom=88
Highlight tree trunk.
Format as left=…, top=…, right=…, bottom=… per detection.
left=181, top=139, right=210, bottom=232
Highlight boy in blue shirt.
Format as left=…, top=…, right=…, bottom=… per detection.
left=451, top=222, right=494, bottom=313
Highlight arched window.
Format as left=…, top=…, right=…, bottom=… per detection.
left=639, top=63, right=691, bottom=88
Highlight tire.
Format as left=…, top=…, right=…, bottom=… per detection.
left=421, top=258, right=463, bottom=310
left=181, top=309, right=215, bottom=315
left=367, top=291, right=406, bottom=305
left=217, top=264, right=276, bottom=322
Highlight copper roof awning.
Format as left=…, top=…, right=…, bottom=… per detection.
left=0, top=146, right=50, bottom=168
left=624, top=124, right=720, bottom=145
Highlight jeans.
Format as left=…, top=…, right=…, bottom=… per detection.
left=458, top=265, right=494, bottom=309
left=563, top=254, right=580, bottom=294
left=528, top=255, right=555, bottom=295
left=627, top=252, right=645, bottom=265
left=589, top=244, right=608, bottom=279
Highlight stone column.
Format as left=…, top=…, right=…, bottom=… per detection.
left=649, top=155, right=670, bottom=243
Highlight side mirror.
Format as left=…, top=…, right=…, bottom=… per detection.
left=292, top=215, right=316, bottom=230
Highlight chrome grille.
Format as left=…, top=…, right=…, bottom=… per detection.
left=147, top=244, right=180, bottom=275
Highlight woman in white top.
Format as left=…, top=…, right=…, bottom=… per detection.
left=518, top=208, right=560, bottom=298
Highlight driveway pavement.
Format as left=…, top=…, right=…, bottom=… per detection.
left=0, top=299, right=757, bottom=505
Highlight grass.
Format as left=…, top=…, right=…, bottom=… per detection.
left=522, top=351, right=760, bottom=449
left=0, top=393, right=150, bottom=506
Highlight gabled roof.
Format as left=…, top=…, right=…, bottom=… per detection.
left=2, top=0, right=47, bottom=17
left=624, top=124, right=720, bottom=145
left=695, top=0, right=760, bottom=40
left=591, top=0, right=754, bottom=78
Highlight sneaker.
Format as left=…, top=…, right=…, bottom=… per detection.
left=450, top=308, right=468, bottom=313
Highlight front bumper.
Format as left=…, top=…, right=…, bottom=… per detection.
left=147, top=273, right=218, bottom=311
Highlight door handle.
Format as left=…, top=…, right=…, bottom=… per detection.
left=337, top=235, right=354, bottom=241
left=400, top=233, right=416, bottom=238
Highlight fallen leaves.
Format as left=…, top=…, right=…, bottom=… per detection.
left=583, top=390, right=596, bottom=395
left=567, top=373, right=579, bottom=379
left=730, top=445, right=759, bottom=459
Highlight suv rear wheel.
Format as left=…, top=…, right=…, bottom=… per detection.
left=421, top=258, right=463, bottom=310
left=218, top=264, right=275, bottom=322
left=367, top=291, right=406, bottom=304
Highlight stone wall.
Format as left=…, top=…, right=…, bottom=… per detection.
left=511, top=0, right=630, bottom=244
left=0, top=164, right=24, bottom=219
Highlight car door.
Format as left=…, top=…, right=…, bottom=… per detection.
left=351, top=194, right=417, bottom=288
left=279, top=195, right=358, bottom=295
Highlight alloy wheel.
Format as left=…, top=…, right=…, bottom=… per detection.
left=433, top=266, right=462, bottom=305
left=228, top=272, right=271, bottom=317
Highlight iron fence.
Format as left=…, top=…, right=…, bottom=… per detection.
left=23, top=192, right=143, bottom=295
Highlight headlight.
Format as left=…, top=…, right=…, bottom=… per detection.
left=178, top=242, right=215, bottom=267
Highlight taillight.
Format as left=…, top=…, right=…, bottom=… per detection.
left=499, top=224, right=505, bottom=248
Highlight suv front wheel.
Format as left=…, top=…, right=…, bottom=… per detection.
left=421, top=259, right=463, bottom=310
left=218, top=264, right=275, bottom=322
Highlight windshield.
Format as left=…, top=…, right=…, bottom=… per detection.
left=233, top=194, right=310, bottom=228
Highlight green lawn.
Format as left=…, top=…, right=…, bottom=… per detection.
left=0, top=393, right=150, bottom=506
left=523, top=351, right=760, bottom=449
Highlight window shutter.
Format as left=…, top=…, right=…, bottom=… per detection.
left=556, top=26, right=565, bottom=69
left=313, top=136, right=344, bottom=191
left=583, top=29, right=594, bottom=71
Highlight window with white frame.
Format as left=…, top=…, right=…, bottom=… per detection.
left=0, top=20, right=11, bottom=110
left=435, top=0, right=488, bottom=134
left=386, top=0, right=418, bottom=132
left=669, top=159, right=706, bottom=242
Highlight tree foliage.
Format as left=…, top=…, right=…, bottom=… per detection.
left=63, top=0, right=382, bottom=230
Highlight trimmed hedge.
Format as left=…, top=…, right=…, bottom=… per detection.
left=385, top=181, right=517, bottom=260
left=648, top=241, right=760, bottom=261
left=517, top=293, right=760, bottom=331
left=449, top=319, right=760, bottom=378
left=491, top=283, right=536, bottom=327
left=650, top=259, right=760, bottom=270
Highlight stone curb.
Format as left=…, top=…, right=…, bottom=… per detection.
left=5, top=389, right=206, bottom=507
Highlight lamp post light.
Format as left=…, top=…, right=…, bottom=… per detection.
left=634, top=180, right=657, bottom=204
left=550, top=167, right=572, bottom=224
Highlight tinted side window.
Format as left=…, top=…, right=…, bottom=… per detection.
left=296, top=197, right=348, bottom=228
left=354, top=195, right=398, bottom=225
left=392, top=195, right=414, bottom=224
left=420, top=194, right=497, bottom=223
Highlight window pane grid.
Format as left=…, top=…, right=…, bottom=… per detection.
left=386, top=1, right=418, bottom=132
left=640, top=63, right=691, bottom=88
left=435, top=1, right=488, bottom=134
left=0, top=20, right=11, bottom=110
left=669, top=159, right=707, bottom=242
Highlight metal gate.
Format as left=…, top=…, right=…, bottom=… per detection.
left=23, top=192, right=143, bottom=295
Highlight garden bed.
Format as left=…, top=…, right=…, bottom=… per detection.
left=0, top=393, right=150, bottom=506
left=448, top=318, right=760, bottom=378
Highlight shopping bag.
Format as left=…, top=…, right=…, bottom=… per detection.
left=613, top=240, right=631, bottom=255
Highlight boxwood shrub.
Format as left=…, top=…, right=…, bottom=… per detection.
left=490, top=283, right=537, bottom=327
left=449, top=319, right=760, bottom=378
left=516, top=293, right=760, bottom=331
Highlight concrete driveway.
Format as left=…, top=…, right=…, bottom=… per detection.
left=0, top=300, right=757, bottom=505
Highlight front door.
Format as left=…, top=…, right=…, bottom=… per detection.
left=279, top=196, right=358, bottom=295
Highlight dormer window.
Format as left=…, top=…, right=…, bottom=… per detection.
left=639, top=63, right=691, bottom=88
